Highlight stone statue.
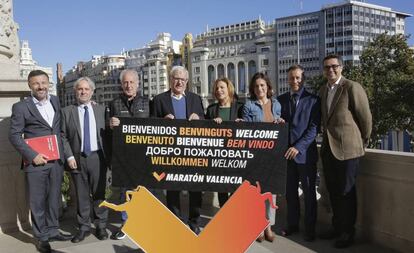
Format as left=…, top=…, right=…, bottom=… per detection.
left=0, top=0, right=20, bottom=78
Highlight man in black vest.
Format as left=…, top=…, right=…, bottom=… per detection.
left=108, top=69, right=150, bottom=239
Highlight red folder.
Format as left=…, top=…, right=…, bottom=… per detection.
left=24, top=135, right=60, bottom=164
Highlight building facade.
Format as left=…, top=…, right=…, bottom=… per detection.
left=58, top=1, right=411, bottom=105
left=181, top=33, right=193, bottom=91
left=276, top=12, right=323, bottom=94
left=60, top=54, right=125, bottom=107
left=275, top=0, right=411, bottom=94
left=125, top=33, right=182, bottom=98
left=191, top=18, right=277, bottom=103
left=322, top=0, right=410, bottom=64
left=19, top=40, right=55, bottom=95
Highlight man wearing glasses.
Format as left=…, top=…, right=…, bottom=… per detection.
left=319, top=54, right=372, bottom=248
left=152, top=66, right=205, bottom=234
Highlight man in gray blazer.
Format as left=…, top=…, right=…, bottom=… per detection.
left=319, top=54, right=372, bottom=248
left=61, top=77, right=109, bottom=243
left=9, top=70, right=72, bottom=253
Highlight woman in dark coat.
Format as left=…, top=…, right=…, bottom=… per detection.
left=205, top=77, right=243, bottom=207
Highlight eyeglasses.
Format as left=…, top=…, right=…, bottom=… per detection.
left=323, top=64, right=341, bottom=71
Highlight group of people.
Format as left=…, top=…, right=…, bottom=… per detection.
left=207, top=54, right=371, bottom=249
left=9, top=53, right=371, bottom=253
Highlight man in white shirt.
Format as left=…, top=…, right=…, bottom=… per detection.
left=61, top=77, right=109, bottom=243
left=9, top=70, right=72, bottom=253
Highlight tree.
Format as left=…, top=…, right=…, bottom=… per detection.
left=346, top=34, right=414, bottom=147
left=307, top=34, right=414, bottom=148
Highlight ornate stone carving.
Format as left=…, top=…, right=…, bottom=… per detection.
left=0, top=0, right=20, bottom=79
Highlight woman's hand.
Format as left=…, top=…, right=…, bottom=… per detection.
left=274, top=118, right=285, bottom=124
left=213, top=117, right=223, bottom=124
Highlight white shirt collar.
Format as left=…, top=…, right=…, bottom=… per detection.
left=32, top=94, right=50, bottom=105
left=327, top=76, right=342, bottom=90
left=171, top=91, right=185, bottom=100
left=78, top=102, right=92, bottom=109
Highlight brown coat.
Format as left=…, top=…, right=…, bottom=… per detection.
left=319, top=77, right=372, bottom=160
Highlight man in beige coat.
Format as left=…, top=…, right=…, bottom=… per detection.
left=319, top=54, right=372, bottom=248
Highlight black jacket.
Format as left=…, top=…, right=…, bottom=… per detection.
left=205, top=101, right=244, bottom=121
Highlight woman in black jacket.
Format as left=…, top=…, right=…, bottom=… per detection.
left=205, top=77, right=243, bottom=207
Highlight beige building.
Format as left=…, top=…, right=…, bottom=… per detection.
left=60, top=54, right=125, bottom=107
left=191, top=18, right=277, bottom=103
left=125, top=32, right=182, bottom=98
left=19, top=40, right=55, bottom=95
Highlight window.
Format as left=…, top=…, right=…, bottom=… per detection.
left=238, top=62, right=246, bottom=93
left=262, top=59, right=269, bottom=66
left=217, top=64, right=225, bottom=78
left=248, top=60, right=257, bottom=82
left=227, top=63, right=235, bottom=84
left=261, top=47, right=270, bottom=53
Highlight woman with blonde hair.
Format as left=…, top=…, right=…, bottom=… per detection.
left=205, top=77, right=244, bottom=206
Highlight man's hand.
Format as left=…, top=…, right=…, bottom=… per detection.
left=188, top=113, right=200, bottom=121
left=284, top=147, right=299, bottom=160
left=213, top=117, right=223, bottom=124
left=32, top=154, right=48, bottom=165
left=67, top=158, right=78, bottom=170
left=110, top=117, right=120, bottom=129
left=164, top=114, right=175, bottom=120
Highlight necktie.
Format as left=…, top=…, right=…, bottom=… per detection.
left=289, top=94, right=298, bottom=145
left=291, top=94, right=298, bottom=118
left=83, top=106, right=91, bottom=156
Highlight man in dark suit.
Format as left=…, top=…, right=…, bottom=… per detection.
left=278, top=64, right=321, bottom=242
left=61, top=77, right=109, bottom=243
left=319, top=54, right=372, bottom=248
left=108, top=69, right=150, bottom=240
left=9, top=70, right=72, bottom=253
left=152, top=66, right=205, bottom=234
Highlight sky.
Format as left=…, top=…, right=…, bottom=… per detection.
left=13, top=0, right=414, bottom=77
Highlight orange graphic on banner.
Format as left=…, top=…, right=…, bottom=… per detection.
left=152, top=172, right=166, bottom=181
left=100, top=181, right=277, bottom=253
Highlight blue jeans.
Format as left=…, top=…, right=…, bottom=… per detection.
left=119, top=188, right=128, bottom=223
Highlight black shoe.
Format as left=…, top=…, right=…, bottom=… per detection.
left=334, top=233, right=354, bottom=248
left=71, top=230, right=91, bottom=243
left=49, top=232, right=72, bottom=241
left=304, top=232, right=316, bottom=242
left=319, top=228, right=340, bottom=240
left=35, top=240, right=51, bottom=253
left=110, top=230, right=126, bottom=240
left=96, top=228, right=109, bottom=240
left=189, top=223, right=201, bottom=235
left=281, top=225, right=299, bottom=237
